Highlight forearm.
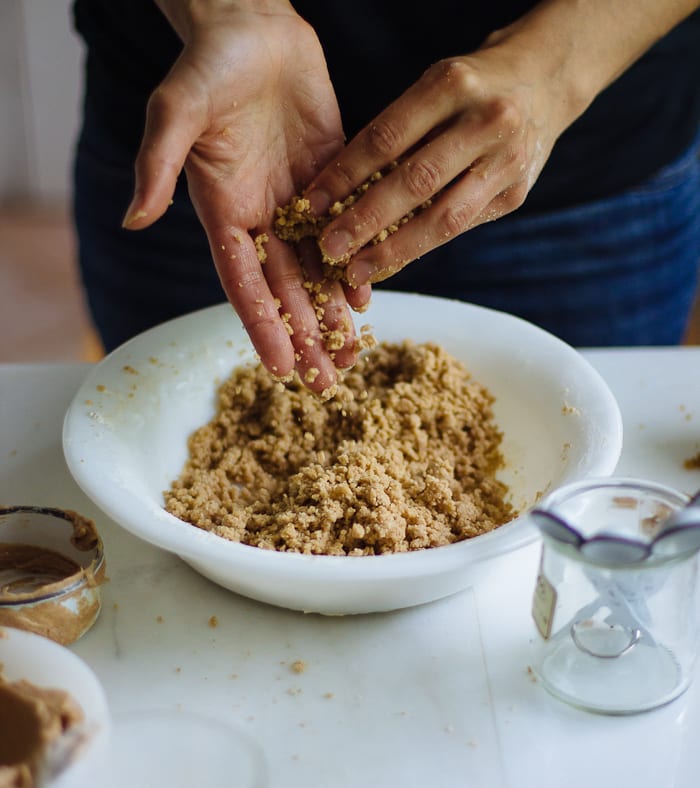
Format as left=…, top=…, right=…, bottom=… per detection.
left=484, top=0, right=700, bottom=126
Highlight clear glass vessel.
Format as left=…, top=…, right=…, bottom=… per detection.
left=531, top=478, right=699, bottom=714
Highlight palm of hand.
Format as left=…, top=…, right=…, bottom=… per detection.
left=180, top=18, right=343, bottom=230
left=129, top=12, right=361, bottom=389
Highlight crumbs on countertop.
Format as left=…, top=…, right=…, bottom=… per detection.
left=684, top=452, right=700, bottom=470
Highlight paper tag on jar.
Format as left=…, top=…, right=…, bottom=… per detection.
left=532, top=553, right=557, bottom=639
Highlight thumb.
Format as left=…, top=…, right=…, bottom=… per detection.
left=122, top=82, right=205, bottom=230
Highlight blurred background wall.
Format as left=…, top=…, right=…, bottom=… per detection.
left=0, top=0, right=82, bottom=205
left=0, top=0, right=98, bottom=362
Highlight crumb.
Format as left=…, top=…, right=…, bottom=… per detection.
left=527, top=665, right=537, bottom=683
left=323, top=692, right=334, bottom=700
left=156, top=615, right=164, bottom=623
left=164, top=341, right=514, bottom=555
left=254, top=233, right=269, bottom=263
left=123, top=365, right=138, bottom=375
left=324, top=330, right=345, bottom=352
left=684, top=452, right=700, bottom=470
left=561, top=403, right=580, bottom=415
left=273, top=165, right=430, bottom=268
left=291, top=660, right=306, bottom=674
left=319, top=383, right=339, bottom=401
left=208, top=615, right=218, bottom=628
left=96, top=385, right=105, bottom=393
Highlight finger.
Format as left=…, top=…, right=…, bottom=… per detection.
left=297, top=238, right=358, bottom=370
left=343, top=281, right=372, bottom=313
left=313, top=95, right=528, bottom=266
left=122, top=80, right=207, bottom=230
left=316, top=124, right=478, bottom=265
left=344, top=164, right=528, bottom=287
left=467, top=185, right=530, bottom=229
left=303, top=59, right=476, bottom=217
left=210, top=226, right=297, bottom=380
left=262, top=234, right=341, bottom=393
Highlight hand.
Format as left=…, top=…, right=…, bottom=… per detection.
left=122, top=1, right=370, bottom=392
left=303, top=0, right=700, bottom=288
left=304, top=40, right=570, bottom=287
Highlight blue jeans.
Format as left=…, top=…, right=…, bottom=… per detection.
left=73, top=109, right=700, bottom=351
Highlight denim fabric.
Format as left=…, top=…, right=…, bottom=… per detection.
left=73, top=107, right=700, bottom=351
left=383, top=137, right=700, bottom=346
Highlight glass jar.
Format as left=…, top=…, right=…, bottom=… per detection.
left=531, top=478, right=699, bottom=714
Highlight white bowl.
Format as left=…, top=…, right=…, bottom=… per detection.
left=63, top=292, right=622, bottom=614
left=0, top=626, right=110, bottom=787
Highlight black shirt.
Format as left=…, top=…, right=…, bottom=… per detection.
left=73, top=1, right=700, bottom=214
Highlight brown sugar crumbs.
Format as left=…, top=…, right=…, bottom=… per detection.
left=273, top=165, right=432, bottom=268
left=684, top=451, right=700, bottom=470
left=164, top=341, right=514, bottom=555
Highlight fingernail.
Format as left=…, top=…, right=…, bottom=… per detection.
left=346, top=257, right=375, bottom=287
left=320, top=227, right=354, bottom=262
left=305, top=188, right=331, bottom=216
left=121, top=202, right=148, bottom=228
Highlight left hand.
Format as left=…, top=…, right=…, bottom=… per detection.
left=123, top=2, right=371, bottom=392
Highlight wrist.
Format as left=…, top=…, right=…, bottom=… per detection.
left=155, top=0, right=296, bottom=42
left=479, top=11, right=599, bottom=128
left=481, top=0, right=700, bottom=127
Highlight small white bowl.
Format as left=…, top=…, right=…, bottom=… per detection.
left=0, top=626, right=110, bottom=787
left=63, top=292, right=622, bottom=614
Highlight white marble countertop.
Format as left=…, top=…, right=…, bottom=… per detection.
left=1, top=348, right=699, bottom=787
